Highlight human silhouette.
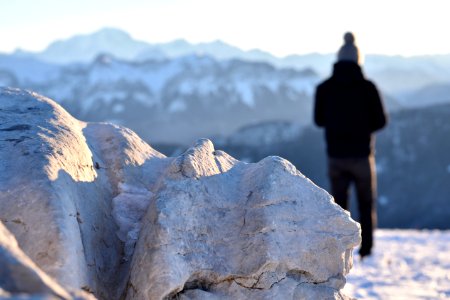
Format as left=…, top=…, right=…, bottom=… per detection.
left=314, top=32, right=387, bottom=259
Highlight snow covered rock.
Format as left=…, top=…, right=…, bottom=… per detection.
left=127, top=139, right=360, bottom=299
left=0, top=88, right=360, bottom=299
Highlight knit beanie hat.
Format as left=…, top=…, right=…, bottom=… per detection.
left=337, top=32, right=359, bottom=64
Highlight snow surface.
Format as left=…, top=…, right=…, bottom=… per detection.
left=167, top=98, right=187, bottom=113
left=345, top=229, right=450, bottom=300
left=88, top=59, right=182, bottom=94
left=0, top=55, right=61, bottom=83
left=235, top=81, right=254, bottom=107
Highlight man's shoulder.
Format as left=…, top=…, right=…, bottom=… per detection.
left=361, top=78, right=378, bottom=89
left=316, top=77, right=334, bottom=90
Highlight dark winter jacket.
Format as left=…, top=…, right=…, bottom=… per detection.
left=314, top=61, right=387, bottom=158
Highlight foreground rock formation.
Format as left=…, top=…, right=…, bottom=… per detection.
left=0, top=87, right=360, bottom=299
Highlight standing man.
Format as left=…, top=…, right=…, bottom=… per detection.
left=314, top=32, right=387, bottom=259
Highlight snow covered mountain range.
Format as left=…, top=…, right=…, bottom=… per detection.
left=9, top=27, right=450, bottom=95
left=2, top=28, right=450, bottom=144
left=0, top=51, right=318, bottom=144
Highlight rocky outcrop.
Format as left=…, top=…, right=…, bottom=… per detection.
left=0, top=88, right=360, bottom=299
left=127, top=139, right=359, bottom=299
left=0, top=88, right=164, bottom=299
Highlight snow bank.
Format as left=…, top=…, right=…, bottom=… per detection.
left=0, top=88, right=360, bottom=299
left=345, top=229, right=450, bottom=299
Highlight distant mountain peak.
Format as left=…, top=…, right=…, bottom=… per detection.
left=164, top=38, right=191, bottom=47
left=91, top=27, right=131, bottom=37
left=35, top=27, right=150, bottom=64
left=46, top=27, right=135, bottom=49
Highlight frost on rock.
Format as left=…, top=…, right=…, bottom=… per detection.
left=0, top=88, right=360, bottom=300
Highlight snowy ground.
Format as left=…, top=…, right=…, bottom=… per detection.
left=344, top=229, right=450, bottom=300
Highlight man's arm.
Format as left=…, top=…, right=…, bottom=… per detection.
left=369, top=83, right=387, bottom=132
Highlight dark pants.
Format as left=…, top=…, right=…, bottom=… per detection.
left=328, top=155, right=377, bottom=256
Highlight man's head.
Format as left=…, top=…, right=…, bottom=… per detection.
left=337, top=32, right=359, bottom=64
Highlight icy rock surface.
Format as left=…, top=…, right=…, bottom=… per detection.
left=127, top=139, right=361, bottom=299
left=0, top=88, right=360, bottom=299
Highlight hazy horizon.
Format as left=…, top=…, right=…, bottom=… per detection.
left=3, top=26, right=450, bottom=60
left=2, top=0, right=450, bottom=57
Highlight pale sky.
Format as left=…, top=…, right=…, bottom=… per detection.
left=1, top=0, right=449, bottom=57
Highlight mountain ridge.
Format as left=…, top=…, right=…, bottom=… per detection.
left=0, top=52, right=319, bottom=144
left=8, top=27, right=450, bottom=95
